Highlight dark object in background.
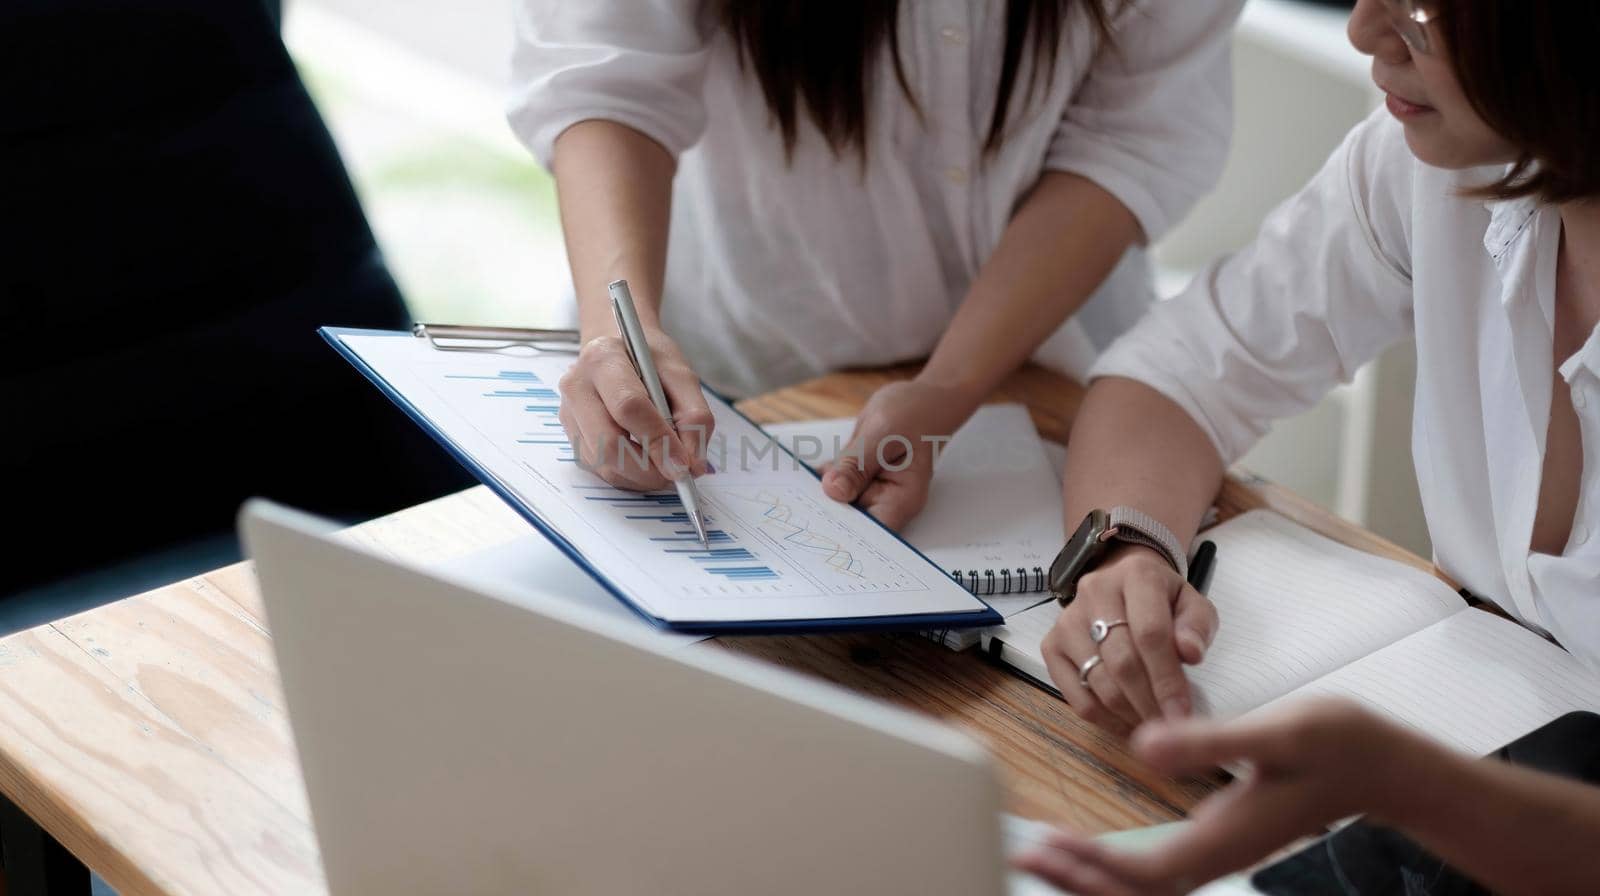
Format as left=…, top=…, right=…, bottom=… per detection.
left=0, top=0, right=471, bottom=606
left=1252, top=712, right=1600, bottom=895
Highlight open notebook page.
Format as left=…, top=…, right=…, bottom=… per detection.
left=986, top=511, right=1464, bottom=716
left=764, top=404, right=1064, bottom=619
left=1181, top=511, right=1464, bottom=717
left=1252, top=609, right=1600, bottom=756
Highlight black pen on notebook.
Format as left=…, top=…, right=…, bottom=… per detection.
left=1187, top=539, right=1217, bottom=595
left=607, top=278, right=711, bottom=549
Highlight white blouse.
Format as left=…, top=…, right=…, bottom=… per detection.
left=509, top=0, right=1242, bottom=397
left=1095, top=109, right=1600, bottom=665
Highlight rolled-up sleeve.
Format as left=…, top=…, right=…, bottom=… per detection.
left=1045, top=0, right=1243, bottom=242
left=1089, top=110, right=1419, bottom=464
left=507, top=0, right=712, bottom=168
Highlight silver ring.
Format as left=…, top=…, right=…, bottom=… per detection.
left=1077, top=654, right=1103, bottom=688
left=1090, top=618, right=1128, bottom=644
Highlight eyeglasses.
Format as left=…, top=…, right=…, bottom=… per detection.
left=1379, top=0, right=1441, bottom=54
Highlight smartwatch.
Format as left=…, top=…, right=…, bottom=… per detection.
left=1047, top=507, right=1187, bottom=607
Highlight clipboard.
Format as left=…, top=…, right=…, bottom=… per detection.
left=320, top=326, right=1004, bottom=635
left=411, top=323, right=581, bottom=354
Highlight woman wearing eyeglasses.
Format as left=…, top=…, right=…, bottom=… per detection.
left=1019, top=1, right=1600, bottom=892
left=509, top=1, right=1241, bottom=528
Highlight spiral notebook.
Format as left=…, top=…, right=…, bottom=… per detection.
left=764, top=404, right=1065, bottom=649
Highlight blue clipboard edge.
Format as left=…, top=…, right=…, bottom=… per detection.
left=319, top=327, right=1003, bottom=635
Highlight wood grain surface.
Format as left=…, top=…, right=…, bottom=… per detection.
left=0, top=365, right=1437, bottom=895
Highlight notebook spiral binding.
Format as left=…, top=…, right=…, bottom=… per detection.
left=919, top=567, right=1050, bottom=646
left=950, top=566, right=1047, bottom=596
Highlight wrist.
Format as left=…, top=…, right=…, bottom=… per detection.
left=1365, top=724, right=1466, bottom=831
left=578, top=283, right=663, bottom=341
left=910, top=369, right=988, bottom=419
left=580, top=315, right=667, bottom=344
left=1099, top=542, right=1174, bottom=575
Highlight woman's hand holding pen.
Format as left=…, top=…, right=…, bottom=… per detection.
left=1043, top=544, right=1218, bottom=736
left=557, top=327, right=714, bottom=490
left=819, top=378, right=982, bottom=531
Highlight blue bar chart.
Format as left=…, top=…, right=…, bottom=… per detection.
left=581, top=489, right=786, bottom=589
left=517, top=433, right=576, bottom=463
left=570, top=483, right=925, bottom=596
left=446, top=370, right=558, bottom=401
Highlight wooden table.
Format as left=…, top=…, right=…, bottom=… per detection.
left=0, top=365, right=1439, bottom=896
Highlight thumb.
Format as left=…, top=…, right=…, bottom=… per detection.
left=1172, top=583, right=1219, bottom=665
left=1133, top=711, right=1302, bottom=778
left=821, top=419, right=886, bottom=503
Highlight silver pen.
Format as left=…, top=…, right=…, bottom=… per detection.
left=607, top=279, right=711, bottom=549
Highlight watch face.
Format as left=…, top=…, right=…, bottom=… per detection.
left=1049, top=509, right=1111, bottom=602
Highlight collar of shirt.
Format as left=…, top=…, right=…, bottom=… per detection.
left=1481, top=192, right=1541, bottom=269
left=1484, top=184, right=1600, bottom=393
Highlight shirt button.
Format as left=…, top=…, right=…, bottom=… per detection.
left=1576, top=524, right=1592, bottom=546
left=945, top=166, right=968, bottom=184
left=940, top=26, right=968, bottom=47
left=1573, top=387, right=1588, bottom=410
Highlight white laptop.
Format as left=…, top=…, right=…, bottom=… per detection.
left=244, top=500, right=1040, bottom=896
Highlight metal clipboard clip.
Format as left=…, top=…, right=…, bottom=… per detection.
left=412, top=323, right=581, bottom=355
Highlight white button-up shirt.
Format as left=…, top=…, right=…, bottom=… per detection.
left=509, top=0, right=1242, bottom=397
left=1095, top=109, right=1600, bottom=665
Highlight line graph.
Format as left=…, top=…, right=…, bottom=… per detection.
left=737, top=490, right=863, bottom=577
left=709, top=486, right=924, bottom=593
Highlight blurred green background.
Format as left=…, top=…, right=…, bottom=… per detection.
left=287, top=2, right=572, bottom=328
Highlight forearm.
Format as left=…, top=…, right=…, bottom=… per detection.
left=1381, top=739, right=1600, bottom=895
left=919, top=172, right=1141, bottom=405
left=1060, top=377, right=1222, bottom=543
left=550, top=120, right=676, bottom=338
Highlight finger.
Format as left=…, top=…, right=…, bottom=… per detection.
left=1013, top=844, right=1144, bottom=896
left=1114, top=778, right=1322, bottom=890
left=860, top=475, right=929, bottom=532
left=556, top=404, right=586, bottom=468
left=821, top=453, right=869, bottom=502
left=1132, top=714, right=1302, bottom=778
left=657, top=357, right=714, bottom=474
left=1035, top=835, right=1185, bottom=896
left=1096, top=611, right=1162, bottom=723
left=1172, top=583, right=1220, bottom=665
left=1067, top=589, right=1142, bottom=730
left=1124, top=572, right=1191, bottom=720
left=1041, top=613, right=1130, bottom=735
left=822, top=418, right=884, bottom=503
left=565, top=401, right=669, bottom=490
left=594, top=434, right=671, bottom=491
left=590, top=352, right=689, bottom=477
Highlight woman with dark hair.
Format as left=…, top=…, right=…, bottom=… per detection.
left=1018, top=1, right=1600, bottom=891
left=509, top=1, right=1243, bottom=528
